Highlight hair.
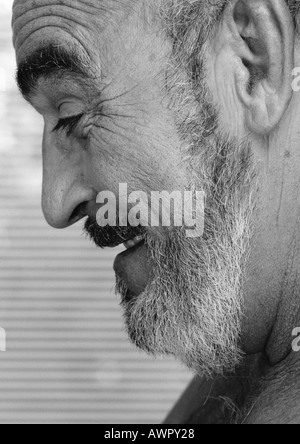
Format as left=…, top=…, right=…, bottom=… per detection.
left=159, top=0, right=300, bottom=106
left=287, top=0, right=300, bottom=24
left=162, top=0, right=300, bottom=50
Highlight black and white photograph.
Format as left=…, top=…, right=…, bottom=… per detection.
left=1, top=0, right=300, bottom=426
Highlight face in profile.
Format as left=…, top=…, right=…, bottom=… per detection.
left=14, top=0, right=295, bottom=379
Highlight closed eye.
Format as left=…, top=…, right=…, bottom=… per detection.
left=52, top=114, right=84, bottom=137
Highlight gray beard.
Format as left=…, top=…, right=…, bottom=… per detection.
left=116, top=50, right=257, bottom=377
left=116, top=136, right=256, bottom=378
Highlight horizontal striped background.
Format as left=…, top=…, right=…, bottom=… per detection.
left=0, top=1, right=190, bottom=424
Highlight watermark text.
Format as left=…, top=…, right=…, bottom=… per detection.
left=96, top=183, right=206, bottom=238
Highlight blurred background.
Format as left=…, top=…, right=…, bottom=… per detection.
left=0, top=0, right=190, bottom=424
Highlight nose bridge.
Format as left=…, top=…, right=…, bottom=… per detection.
left=42, top=141, right=91, bottom=229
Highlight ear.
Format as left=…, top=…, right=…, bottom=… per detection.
left=223, top=0, right=295, bottom=135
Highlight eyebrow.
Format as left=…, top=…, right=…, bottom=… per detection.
left=16, top=44, right=92, bottom=100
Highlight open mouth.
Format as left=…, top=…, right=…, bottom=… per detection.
left=123, top=235, right=144, bottom=250
left=113, top=236, right=151, bottom=299
left=84, top=218, right=146, bottom=250
left=85, top=217, right=152, bottom=298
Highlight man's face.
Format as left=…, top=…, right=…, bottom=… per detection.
left=13, top=0, right=256, bottom=377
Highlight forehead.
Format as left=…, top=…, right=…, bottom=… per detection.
left=12, top=0, right=150, bottom=66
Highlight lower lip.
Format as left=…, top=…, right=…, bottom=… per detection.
left=113, top=241, right=153, bottom=298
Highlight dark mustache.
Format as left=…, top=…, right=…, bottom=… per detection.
left=84, top=217, right=145, bottom=248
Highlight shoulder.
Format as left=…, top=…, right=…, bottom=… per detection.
left=164, top=355, right=264, bottom=424
left=164, top=353, right=300, bottom=424
left=244, top=356, right=300, bottom=424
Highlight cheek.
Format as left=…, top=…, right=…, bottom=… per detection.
left=85, top=126, right=185, bottom=195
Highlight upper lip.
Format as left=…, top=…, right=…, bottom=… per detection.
left=85, top=219, right=145, bottom=249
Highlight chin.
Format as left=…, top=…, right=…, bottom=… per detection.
left=116, top=265, right=244, bottom=378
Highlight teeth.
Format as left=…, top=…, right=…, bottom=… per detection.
left=124, top=235, right=144, bottom=250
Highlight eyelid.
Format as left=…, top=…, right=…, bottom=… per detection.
left=52, top=113, right=84, bottom=137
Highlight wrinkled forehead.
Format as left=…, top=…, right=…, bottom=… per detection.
left=12, top=0, right=150, bottom=65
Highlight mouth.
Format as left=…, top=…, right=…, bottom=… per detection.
left=84, top=218, right=152, bottom=298
left=84, top=218, right=145, bottom=249
left=113, top=239, right=152, bottom=300
left=123, top=235, right=144, bottom=250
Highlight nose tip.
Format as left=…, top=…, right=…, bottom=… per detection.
left=42, top=189, right=96, bottom=229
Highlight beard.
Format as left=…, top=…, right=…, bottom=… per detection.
left=116, top=137, right=255, bottom=379
left=113, top=50, right=257, bottom=378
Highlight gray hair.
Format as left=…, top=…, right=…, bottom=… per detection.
left=162, top=0, right=300, bottom=48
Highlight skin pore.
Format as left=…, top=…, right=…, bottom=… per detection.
left=12, top=0, right=300, bottom=423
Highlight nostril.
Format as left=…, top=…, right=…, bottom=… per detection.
left=69, top=201, right=89, bottom=225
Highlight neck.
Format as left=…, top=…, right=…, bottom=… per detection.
left=242, top=97, right=300, bottom=366
left=266, top=209, right=300, bottom=364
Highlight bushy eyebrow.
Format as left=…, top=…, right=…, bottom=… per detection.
left=16, top=44, right=92, bottom=100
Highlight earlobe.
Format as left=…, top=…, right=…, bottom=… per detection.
left=227, top=0, right=295, bottom=135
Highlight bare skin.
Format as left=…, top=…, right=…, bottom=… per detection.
left=12, top=0, right=300, bottom=423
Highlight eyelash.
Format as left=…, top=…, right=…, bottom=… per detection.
left=52, top=114, right=84, bottom=137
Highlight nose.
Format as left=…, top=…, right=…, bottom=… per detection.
left=41, top=139, right=96, bottom=229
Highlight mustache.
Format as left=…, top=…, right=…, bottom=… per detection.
left=84, top=217, right=145, bottom=248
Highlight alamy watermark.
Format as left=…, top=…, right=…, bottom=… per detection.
left=292, top=68, right=300, bottom=91
left=292, top=327, right=300, bottom=352
left=95, top=183, right=206, bottom=238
